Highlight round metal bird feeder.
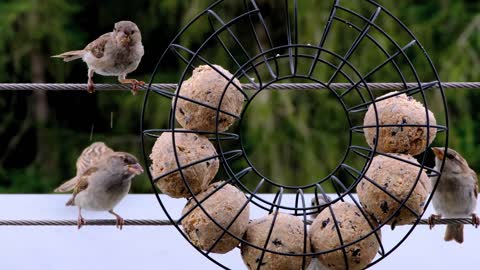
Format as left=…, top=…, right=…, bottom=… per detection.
left=141, top=0, right=449, bottom=269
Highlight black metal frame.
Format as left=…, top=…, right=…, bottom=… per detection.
left=140, top=1, right=449, bottom=269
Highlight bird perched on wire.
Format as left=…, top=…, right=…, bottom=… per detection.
left=54, top=142, right=144, bottom=229
left=310, top=194, right=331, bottom=219
left=429, top=147, right=479, bottom=243
left=52, top=21, right=144, bottom=95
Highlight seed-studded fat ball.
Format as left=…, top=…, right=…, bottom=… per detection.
left=150, top=131, right=219, bottom=198
left=357, top=154, right=431, bottom=227
left=310, top=202, right=381, bottom=270
left=173, top=64, right=244, bottom=132
left=363, top=92, right=437, bottom=155
left=241, top=213, right=311, bottom=270
left=181, top=182, right=250, bottom=254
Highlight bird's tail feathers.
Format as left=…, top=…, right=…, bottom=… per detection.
left=51, top=50, right=85, bottom=62
left=54, top=177, right=78, bottom=193
left=445, top=224, right=464, bottom=243
left=65, top=197, right=75, bottom=206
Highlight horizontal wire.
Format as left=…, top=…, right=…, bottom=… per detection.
left=0, top=82, right=479, bottom=92
left=0, top=219, right=173, bottom=226
left=0, top=218, right=476, bottom=226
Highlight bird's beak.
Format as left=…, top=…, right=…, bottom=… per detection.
left=128, top=163, right=144, bottom=175
left=431, top=147, right=444, bottom=159
left=120, top=35, right=131, bottom=46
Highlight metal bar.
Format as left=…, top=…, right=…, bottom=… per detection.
left=327, top=7, right=382, bottom=85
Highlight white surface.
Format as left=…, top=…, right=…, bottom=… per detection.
left=0, top=194, right=478, bottom=270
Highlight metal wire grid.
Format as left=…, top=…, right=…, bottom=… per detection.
left=140, top=0, right=449, bottom=269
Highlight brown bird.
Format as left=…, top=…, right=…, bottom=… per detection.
left=54, top=142, right=144, bottom=229
left=429, top=147, right=479, bottom=243
left=52, top=21, right=144, bottom=95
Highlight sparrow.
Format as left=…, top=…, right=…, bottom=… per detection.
left=52, top=21, right=145, bottom=95
left=54, top=142, right=144, bottom=229
left=310, top=194, right=331, bottom=219
left=428, top=147, right=479, bottom=243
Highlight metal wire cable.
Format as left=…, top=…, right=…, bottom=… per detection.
left=0, top=218, right=476, bottom=226
left=0, top=219, right=173, bottom=226
left=0, top=82, right=479, bottom=92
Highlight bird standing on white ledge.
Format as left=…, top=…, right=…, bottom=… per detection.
left=52, top=21, right=145, bottom=95
left=429, top=147, right=479, bottom=243
left=54, top=142, right=144, bottom=229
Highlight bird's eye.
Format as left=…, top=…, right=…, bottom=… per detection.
left=130, top=30, right=135, bottom=35
left=123, top=158, right=129, bottom=163
left=446, top=153, right=455, bottom=160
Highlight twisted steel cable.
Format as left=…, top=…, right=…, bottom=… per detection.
left=0, top=82, right=479, bottom=92
left=0, top=218, right=476, bottom=226
left=0, top=219, right=173, bottom=226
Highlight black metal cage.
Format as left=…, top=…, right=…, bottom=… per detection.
left=141, top=0, right=449, bottom=269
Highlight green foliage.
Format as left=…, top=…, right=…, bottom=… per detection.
left=0, top=0, right=82, bottom=82
left=0, top=0, right=479, bottom=193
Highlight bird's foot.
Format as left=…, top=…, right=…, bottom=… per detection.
left=109, top=210, right=125, bottom=230
left=428, top=214, right=442, bottom=230
left=131, top=80, right=145, bottom=95
left=87, top=79, right=95, bottom=94
left=115, top=216, right=125, bottom=230
left=119, top=78, right=145, bottom=95
left=77, top=215, right=86, bottom=230
left=472, top=213, right=480, bottom=228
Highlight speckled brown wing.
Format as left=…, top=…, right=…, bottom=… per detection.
left=84, top=33, right=111, bottom=59
left=54, top=142, right=113, bottom=193
left=76, top=142, right=114, bottom=176
left=65, top=167, right=98, bottom=206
